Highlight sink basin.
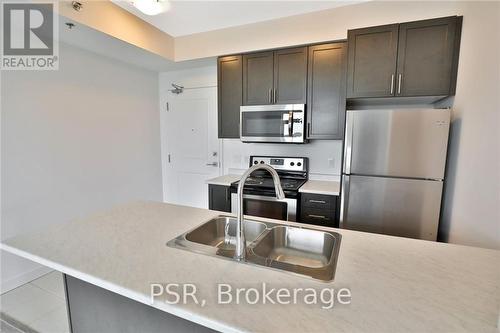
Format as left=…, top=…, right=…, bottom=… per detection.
left=167, top=215, right=342, bottom=281
left=185, top=216, right=267, bottom=248
left=251, top=226, right=336, bottom=268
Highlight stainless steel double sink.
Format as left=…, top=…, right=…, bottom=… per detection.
left=167, top=216, right=342, bottom=281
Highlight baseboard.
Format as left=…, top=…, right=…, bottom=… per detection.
left=1, top=265, right=52, bottom=294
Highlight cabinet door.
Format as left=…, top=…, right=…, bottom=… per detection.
left=273, top=47, right=308, bottom=104
left=208, top=185, right=231, bottom=212
left=242, top=52, right=274, bottom=105
left=347, top=24, right=399, bottom=98
left=307, top=42, right=347, bottom=139
left=217, top=55, right=242, bottom=138
left=396, top=16, right=461, bottom=96
left=300, top=193, right=338, bottom=227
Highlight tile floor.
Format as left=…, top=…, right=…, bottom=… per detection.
left=0, top=271, right=69, bottom=333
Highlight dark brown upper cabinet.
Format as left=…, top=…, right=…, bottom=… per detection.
left=273, top=47, right=308, bottom=104
left=307, top=42, right=347, bottom=140
left=347, top=16, right=462, bottom=99
left=396, top=16, right=462, bottom=96
left=347, top=24, right=399, bottom=98
left=218, top=55, right=243, bottom=138
left=243, top=47, right=307, bottom=105
left=242, top=51, right=274, bottom=105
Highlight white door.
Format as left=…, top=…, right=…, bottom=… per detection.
left=162, top=87, right=221, bottom=208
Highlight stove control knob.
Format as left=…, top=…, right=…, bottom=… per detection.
left=254, top=161, right=258, bottom=165
left=290, top=162, right=295, bottom=166
left=260, top=161, right=264, bottom=164
left=297, top=162, right=302, bottom=167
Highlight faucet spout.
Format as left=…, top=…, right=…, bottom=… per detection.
left=234, top=163, right=284, bottom=261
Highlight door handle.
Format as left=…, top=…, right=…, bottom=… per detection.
left=268, top=88, right=272, bottom=104
left=397, top=74, right=402, bottom=95
left=288, top=111, right=293, bottom=137
left=206, top=162, right=218, bottom=167
left=339, top=175, right=350, bottom=228
left=274, top=89, right=277, bottom=104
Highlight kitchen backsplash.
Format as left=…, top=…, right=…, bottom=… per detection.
left=221, top=139, right=343, bottom=180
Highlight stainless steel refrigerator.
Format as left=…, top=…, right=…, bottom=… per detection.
left=340, top=108, right=451, bottom=241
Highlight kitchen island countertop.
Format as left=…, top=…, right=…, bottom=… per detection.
left=1, top=201, right=499, bottom=332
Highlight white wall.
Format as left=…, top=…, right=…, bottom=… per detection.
left=438, top=2, right=500, bottom=250
left=1, top=42, right=163, bottom=292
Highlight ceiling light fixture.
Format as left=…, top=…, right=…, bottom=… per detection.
left=132, top=0, right=169, bottom=16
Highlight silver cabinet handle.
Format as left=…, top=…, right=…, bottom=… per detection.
left=390, top=74, right=395, bottom=95
left=206, top=162, right=218, bottom=166
left=309, top=200, right=326, bottom=204
left=274, top=89, right=277, bottom=104
left=308, top=214, right=328, bottom=219
left=397, top=74, right=402, bottom=95
left=268, top=88, right=272, bottom=103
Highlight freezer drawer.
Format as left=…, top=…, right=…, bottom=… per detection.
left=340, top=175, right=443, bottom=240
left=344, top=109, right=450, bottom=179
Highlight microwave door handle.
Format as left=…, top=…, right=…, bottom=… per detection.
left=288, top=112, right=293, bottom=137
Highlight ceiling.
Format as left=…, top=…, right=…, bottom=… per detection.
left=112, top=1, right=364, bottom=37
left=58, top=17, right=215, bottom=71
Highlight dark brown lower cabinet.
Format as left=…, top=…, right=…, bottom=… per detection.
left=208, top=185, right=231, bottom=212
left=300, top=193, right=338, bottom=227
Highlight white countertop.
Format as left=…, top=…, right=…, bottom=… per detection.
left=299, top=180, right=340, bottom=196
left=206, top=174, right=240, bottom=186
left=2, top=202, right=499, bottom=332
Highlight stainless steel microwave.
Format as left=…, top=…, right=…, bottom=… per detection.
left=240, top=104, right=306, bottom=143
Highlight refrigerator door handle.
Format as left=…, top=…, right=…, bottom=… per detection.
left=343, top=112, right=354, bottom=174
left=339, top=175, right=350, bottom=228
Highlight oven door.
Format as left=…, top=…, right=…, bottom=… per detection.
left=231, top=193, right=297, bottom=221
left=240, top=104, right=305, bottom=143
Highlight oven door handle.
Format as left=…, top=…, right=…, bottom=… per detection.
left=230, top=193, right=297, bottom=221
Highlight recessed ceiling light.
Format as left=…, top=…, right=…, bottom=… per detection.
left=133, top=0, right=169, bottom=16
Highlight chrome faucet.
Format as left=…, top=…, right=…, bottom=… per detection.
left=234, top=164, right=285, bottom=261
